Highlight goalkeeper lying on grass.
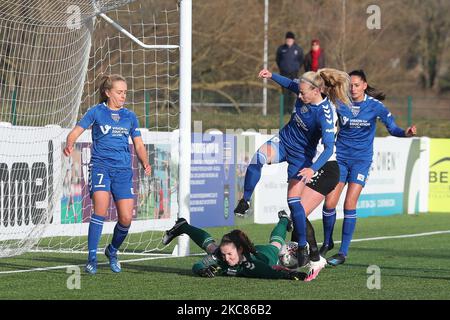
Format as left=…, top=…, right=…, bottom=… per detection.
left=162, top=211, right=307, bottom=280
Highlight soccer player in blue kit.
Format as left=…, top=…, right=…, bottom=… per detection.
left=234, top=68, right=350, bottom=269
left=64, top=74, right=152, bottom=274
left=321, top=70, right=417, bottom=266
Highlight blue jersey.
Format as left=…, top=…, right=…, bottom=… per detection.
left=336, top=94, right=405, bottom=161
left=77, top=103, right=141, bottom=169
left=271, top=73, right=335, bottom=172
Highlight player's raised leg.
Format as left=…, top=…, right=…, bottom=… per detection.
left=162, top=218, right=217, bottom=254
left=268, top=210, right=293, bottom=250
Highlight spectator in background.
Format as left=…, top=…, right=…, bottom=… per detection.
left=276, top=32, right=304, bottom=113
left=304, top=39, right=326, bottom=72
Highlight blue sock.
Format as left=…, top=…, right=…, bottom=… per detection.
left=339, top=209, right=357, bottom=256
left=88, top=214, right=105, bottom=262
left=288, top=197, right=307, bottom=247
left=322, top=206, right=336, bottom=246
left=243, top=152, right=267, bottom=201
left=109, top=222, right=130, bottom=254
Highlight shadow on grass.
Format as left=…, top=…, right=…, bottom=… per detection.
left=348, top=246, right=450, bottom=261
left=121, top=263, right=193, bottom=276
left=344, top=263, right=450, bottom=281
left=0, top=254, right=193, bottom=277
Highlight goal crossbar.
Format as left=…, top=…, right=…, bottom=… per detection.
left=99, top=13, right=180, bottom=49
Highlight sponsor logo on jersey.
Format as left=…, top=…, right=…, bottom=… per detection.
left=100, top=124, right=129, bottom=136
left=294, top=114, right=308, bottom=131
left=100, top=125, right=112, bottom=134
left=341, top=116, right=349, bottom=126
left=111, top=126, right=129, bottom=136
left=349, top=119, right=371, bottom=128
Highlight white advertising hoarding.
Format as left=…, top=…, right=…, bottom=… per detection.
left=254, top=136, right=427, bottom=224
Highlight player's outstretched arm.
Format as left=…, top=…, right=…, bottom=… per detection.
left=259, top=69, right=300, bottom=94
left=378, top=103, right=417, bottom=138
left=64, top=126, right=85, bottom=156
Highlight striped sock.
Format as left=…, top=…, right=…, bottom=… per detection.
left=87, top=214, right=105, bottom=262
left=288, top=197, right=307, bottom=247
left=339, top=209, right=357, bottom=256
left=322, top=206, right=336, bottom=246
left=110, top=222, right=130, bottom=254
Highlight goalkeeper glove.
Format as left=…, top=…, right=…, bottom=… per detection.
left=197, top=265, right=220, bottom=278
left=201, top=254, right=218, bottom=267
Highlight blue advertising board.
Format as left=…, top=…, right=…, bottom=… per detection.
left=190, top=133, right=235, bottom=228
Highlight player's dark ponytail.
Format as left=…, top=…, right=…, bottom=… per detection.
left=220, top=230, right=257, bottom=256
left=349, top=70, right=386, bottom=101
left=98, top=74, right=127, bottom=103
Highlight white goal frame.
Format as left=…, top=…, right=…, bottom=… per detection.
left=96, top=0, right=191, bottom=257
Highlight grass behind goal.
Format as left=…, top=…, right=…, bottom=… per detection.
left=0, top=213, right=450, bottom=300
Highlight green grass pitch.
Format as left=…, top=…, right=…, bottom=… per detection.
left=0, top=212, right=449, bottom=300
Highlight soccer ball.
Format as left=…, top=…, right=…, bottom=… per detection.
left=278, top=241, right=299, bottom=269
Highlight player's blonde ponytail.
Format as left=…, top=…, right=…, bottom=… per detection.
left=98, top=74, right=127, bottom=103
left=318, top=68, right=351, bottom=106
left=300, top=68, right=351, bottom=107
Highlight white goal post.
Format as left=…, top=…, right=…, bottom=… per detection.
left=0, top=0, right=191, bottom=258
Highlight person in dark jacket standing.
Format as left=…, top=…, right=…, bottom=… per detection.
left=276, top=32, right=304, bottom=113
left=304, top=39, right=326, bottom=72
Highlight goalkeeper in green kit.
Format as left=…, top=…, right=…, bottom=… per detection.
left=161, top=211, right=307, bottom=280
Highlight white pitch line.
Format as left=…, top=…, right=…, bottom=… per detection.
left=1, top=230, right=450, bottom=275
left=319, top=230, right=450, bottom=245
left=0, top=253, right=204, bottom=275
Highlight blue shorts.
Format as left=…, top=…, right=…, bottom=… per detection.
left=266, top=136, right=311, bottom=181
left=89, top=165, right=134, bottom=201
left=337, top=158, right=372, bottom=187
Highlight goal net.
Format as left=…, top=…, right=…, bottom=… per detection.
left=0, top=0, right=188, bottom=258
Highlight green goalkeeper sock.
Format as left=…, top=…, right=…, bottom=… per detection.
left=269, top=218, right=288, bottom=246
left=179, top=223, right=215, bottom=251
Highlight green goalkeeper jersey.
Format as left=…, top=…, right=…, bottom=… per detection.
left=192, top=244, right=291, bottom=280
